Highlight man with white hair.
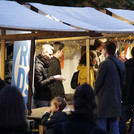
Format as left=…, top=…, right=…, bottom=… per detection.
left=34, top=44, right=65, bottom=108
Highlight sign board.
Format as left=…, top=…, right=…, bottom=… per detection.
left=11, top=40, right=31, bottom=109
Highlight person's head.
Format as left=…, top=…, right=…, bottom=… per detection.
left=90, top=50, right=97, bottom=66
left=50, top=97, right=67, bottom=112
left=79, top=51, right=97, bottom=66
left=103, top=41, right=116, bottom=57
left=131, top=47, right=134, bottom=58
left=94, top=39, right=102, bottom=52
left=41, top=44, right=54, bottom=60
left=0, top=86, right=27, bottom=130
left=74, top=84, right=96, bottom=117
left=79, top=51, right=86, bottom=66
left=51, top=42, right=64, bottom=59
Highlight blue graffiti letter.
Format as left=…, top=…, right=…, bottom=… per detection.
left=17, top=68, right=25, bottom=93
left=19, top=45, right=28, bottom=67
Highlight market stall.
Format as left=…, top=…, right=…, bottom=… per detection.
left=1, top=1, right=134, bottom=116
left=28, top=3, right=134, bottom=33
left=1, top=2, right=134, bottom=134
left=27, top=2, right=134, bottom=94
left=0, top=1, right=86, bottom=116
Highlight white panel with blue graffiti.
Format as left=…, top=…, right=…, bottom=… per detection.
left=11, top=40, right=31, bottom=109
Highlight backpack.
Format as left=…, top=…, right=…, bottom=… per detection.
left=71, top=71, right=79, bottom=89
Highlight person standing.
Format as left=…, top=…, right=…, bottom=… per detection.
left=49, top=42, right=65, bottom=99
left=119, top=47, right=134, bottom=134
left=93, top=39, right=103, bottom=69
left=34, top=44, right=65, bottom=108
left=77, top=50, right=97, bottom=88
left=94, top=41, right=126, bottom=134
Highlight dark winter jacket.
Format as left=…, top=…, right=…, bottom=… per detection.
left=54, top=112, right=107, bottom=134
left=0, top=78, right=6, bottom=91
left=49, top=56, right=65, bottom=98
left=122, top=58, right=134, bottom=105
left=41, top=111, right=68, bottom=134
left=94, top=55, right=126, bottom=118
left=34, top=54, right=55, bottom=101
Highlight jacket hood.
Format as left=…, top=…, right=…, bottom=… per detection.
left=108, top=55, right=124, bottom=70
left=77, top=64, right=86, bottom=71
left=36, top=54, right=49, bottom=67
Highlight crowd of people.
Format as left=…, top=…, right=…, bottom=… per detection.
left=2, top=39, right=134, bottom=134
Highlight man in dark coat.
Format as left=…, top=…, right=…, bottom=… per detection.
left=119, top=47, right=134, bottom=134
left=49, top=42, right=65, bottom=99
left=94, top=41, right=126, bottom=134
left=34, top=44, right=65, bottom=108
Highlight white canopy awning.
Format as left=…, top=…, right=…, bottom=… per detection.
left=106, top=8, right=134, bottom=23
left=0, top=1, right=83, bottom=32
left=29, top=3, right=134, bottom=33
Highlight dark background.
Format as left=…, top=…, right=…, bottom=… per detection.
left=9, top=0, right=134, bottom=9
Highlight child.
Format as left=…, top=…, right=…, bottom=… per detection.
left=41, top=97, right=68, bottom=134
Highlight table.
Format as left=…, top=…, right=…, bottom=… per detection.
left=27, top=105, right=74, bottom=134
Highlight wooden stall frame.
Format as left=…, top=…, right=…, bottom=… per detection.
left=1, top=29, right=6, bottom=80
left=1, top=29, right=134, bottom=116
left=1, top=30, right=134, bottom=134
left=99, top=9, right=134, bottom=25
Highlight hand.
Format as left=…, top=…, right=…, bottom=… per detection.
left=53, top=75, right=66, bottom=81
left=44, top=108, right=52, bottom=114
left=45, top=106, right=58, bottom=114
left=50, top=106, right=58, bottom=113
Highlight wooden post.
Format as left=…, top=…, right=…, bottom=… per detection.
left=39, top=125, right=44, bottom=134
left=1, top=29, right=6, bottom=80
left=86, top=38, right=90, bottom=84
left=27, top=38, right=35, bottom=115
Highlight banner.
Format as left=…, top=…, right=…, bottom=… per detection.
left=11, top=40, right=31, bottom=109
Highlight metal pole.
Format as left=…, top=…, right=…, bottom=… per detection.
left=86, top=38, right=90, bottom=84
left=27, top=37, right=35, bottom=115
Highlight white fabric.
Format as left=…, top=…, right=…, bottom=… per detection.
left=0, top=1, right=83, bottom=31
left=106, top=8, right=134, bottom=23
left=29, top=3, right=134, bottom=33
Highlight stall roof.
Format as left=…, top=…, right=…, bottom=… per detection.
left=0, top=1, right=83, bottom=32
left=106, top=8, right=134, bottom=24
left=29, top=3, right=134, bottom=33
